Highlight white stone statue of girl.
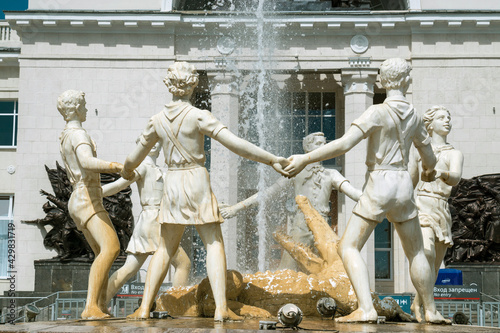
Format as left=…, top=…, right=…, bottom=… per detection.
left=409, top=105, right=464, bottom=321
left=101, top=141, right=191, bottom=307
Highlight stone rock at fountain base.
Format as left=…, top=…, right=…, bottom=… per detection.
left=156, top=268, right=410, bottom=321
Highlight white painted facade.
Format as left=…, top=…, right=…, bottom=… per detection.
left=1, top=1, right=500, bottom=295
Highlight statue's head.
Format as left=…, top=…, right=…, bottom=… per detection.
left=57, top=90, right=86, bottom=122
left=303, top=132, right=326, bottom=153
left=380, top=58, right=412, bottom=92
left=423, top=105, right=451, bottom=136
left=163, top=62, right=199, bottom=97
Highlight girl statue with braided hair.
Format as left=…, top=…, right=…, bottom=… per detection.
left=122, top=62, right=289, bottom=321
left=409, top=105, right=464, bottom=321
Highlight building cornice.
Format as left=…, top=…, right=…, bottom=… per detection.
left=0, top=49, right=20, bottom=66
left=5, top=10, right=500, bottom=33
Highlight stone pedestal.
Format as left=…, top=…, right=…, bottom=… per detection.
left=34, top=259, right=127, bottom=293
left=448, top=263, right=500, bottom=300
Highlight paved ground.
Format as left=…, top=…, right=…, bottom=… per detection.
left=0, top=317, right=498, bottom=333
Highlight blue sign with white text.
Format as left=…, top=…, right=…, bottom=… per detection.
left=379, top=295, right=412, bottom=314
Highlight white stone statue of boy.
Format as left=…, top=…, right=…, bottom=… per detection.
left=101, top=141, right=191, bottom=307
left=57, top=90, right=123, bottom=319
left=221, top=132, right=362, bottom=270
left=122, top=61, right=288, bottom=321
left=284, top=58, right=449, bottom=323
left=409, top=106, right=464, bottom=320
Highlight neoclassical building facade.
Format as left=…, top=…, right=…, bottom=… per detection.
left=1, top=0, right=500, bottom=294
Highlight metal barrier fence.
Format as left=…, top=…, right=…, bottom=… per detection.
left=435, top=300, right=481, bottom=325
left=53, top=298, right=86, bottom=320
left=482, top=302, right=500, bottom=328
left=0, top=291, right=87, bottom=323
left=111, top=297, right=141, bottom=318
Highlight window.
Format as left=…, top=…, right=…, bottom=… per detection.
left=375, top=218, right=392, bottom=280
left=280, top=92, right=336, bottom=165
left=0, top=101, right=18, bottom=147
left=0, top=195, right=14, bottom=278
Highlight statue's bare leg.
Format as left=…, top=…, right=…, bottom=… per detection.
left=394, top=218, right=450, bottom=324
left=434, top=241, right=448, bottom=279
left=81, top=212, right=120, bottom=319
left=196, top=223, right=242, bottom=322
left=171, top=246, right=191, bottom=287
left=98, top=274, right=112, bottom=316
left=336, top=214, right=378, bottom=323
left=411, top=227, right=435, bottom=321
left=105, top=253, right=148, bottom=306
left=127, top=224, right=185, bottom=320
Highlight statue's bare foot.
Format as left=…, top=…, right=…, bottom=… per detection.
left=424, top=310, right=451, bottom=325
left=410, top=301, right=423, bottom=322
left=126, top=307, right=150, bottom=320
left=99, top=305, right=113, bottom=317
left=214, top=308, right=243, bottom=322
left=336, top=308, right=378, bottom=323
left=81, top=307, right=111, bottom=320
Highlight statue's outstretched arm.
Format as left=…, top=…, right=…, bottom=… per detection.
left=214, top=129, right=289, bottom=177
left=221, top=177, right=289, bottom=219
left=122, top=136, right=158, bottom=180
left=330, top=169, right=362, bottom=202
left=416, top=143, right=436, bottom=177
left=338, top=181, right=362, bottom=202
left=76, top=144, right=122, bottom=173
left=408, top=147, right=420, bottom=188
left=40, top=190, right=67, bottom=210
left=102, top=175, right=138, bottom=197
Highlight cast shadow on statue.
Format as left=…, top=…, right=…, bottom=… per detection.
left=156, top=195, right=412, bottom=322
left=23, top=162, right=134, bottom=262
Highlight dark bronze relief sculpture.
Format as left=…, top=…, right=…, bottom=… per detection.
left=23, top=162, right=133, bottom=261
left=446, top=174, right=500, bottom=264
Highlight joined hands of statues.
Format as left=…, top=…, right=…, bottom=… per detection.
left=111, top=162, right=124, bottom=173
left=283, top=154, right=309, bottom=178
left=272, top=157, right=291, bottom=178
left=121, top=167, right=135, bottom=181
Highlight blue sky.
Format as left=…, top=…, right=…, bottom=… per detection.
left=0, top=0, right=29, bottom=19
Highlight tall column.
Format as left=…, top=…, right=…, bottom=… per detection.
left=207, top=71, right=240, bottom=270
left=340, top=68, right=378, bottom=289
